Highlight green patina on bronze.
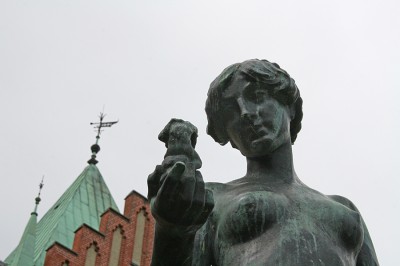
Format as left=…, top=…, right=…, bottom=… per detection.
left=148, top=59, right=379, bottom=266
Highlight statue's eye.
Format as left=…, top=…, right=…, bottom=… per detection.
left=221, top=99, right=238, bottom=115
left=252, top=90, right=267, bottom=103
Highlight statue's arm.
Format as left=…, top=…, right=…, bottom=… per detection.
left=330, top=195, right=379, bottom=266
left=190, top=182, right=227, bottom=265
left=148, top=164, right=214, bottom=266
left=354, top=212, right=379, bottom=266
left=150, top=221, right=201, bottom=266
left=192, top=220, right=213, bottom=266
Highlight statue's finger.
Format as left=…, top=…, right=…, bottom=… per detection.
left=191, top=171, right=206, bottom=209
left=154, top=163, right=194, bottom=223
left=153, top=175, right=180, bottom=218
left=177, top=174, right=196, bottom=212
left=156, top=162, right=186, bottom=204
left=196, top=189, right=214, bottom=225
left=147, top=165, right=163, bottom=199
left=182, top=171, right=207, bottom=225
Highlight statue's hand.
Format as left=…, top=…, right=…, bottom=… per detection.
left=147, top=158, right=214, bottom=234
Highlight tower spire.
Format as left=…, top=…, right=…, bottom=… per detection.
left=33, top=176, right=44, bottom=215
left=88, top=112, right=118, bottom=165
left=5, top=177, right=44, bottom=265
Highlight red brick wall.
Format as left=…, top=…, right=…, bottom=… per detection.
left=44, top=243, right=78, bottom=265
left=44, top=191, right=155, bottom=266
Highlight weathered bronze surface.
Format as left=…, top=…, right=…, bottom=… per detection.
left=147, top=59, right=379, bottom=265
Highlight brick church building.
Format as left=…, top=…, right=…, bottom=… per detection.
left=3, top=140, right=155, bottom=266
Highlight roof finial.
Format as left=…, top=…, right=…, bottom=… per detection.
left=33, top=176, right=44, bottom=215
left=88, top=111, right=118, bottom=165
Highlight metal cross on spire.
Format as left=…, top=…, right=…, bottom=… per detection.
left=88, top=112, right=118, bottom=165
left=33, top=176, right=44, bottom=214
left=37, top=176, right=44, bottom=198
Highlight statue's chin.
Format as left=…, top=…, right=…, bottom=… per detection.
left=251, top=136, right=273, bottom=149
left=239, top=137, right=276, bottom=158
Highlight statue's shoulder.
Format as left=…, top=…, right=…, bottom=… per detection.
left=328, top=194, right=359, bottom=212
left=205, top=181, right=227, bottom=193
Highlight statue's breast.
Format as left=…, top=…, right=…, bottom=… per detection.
left=307, top=196, right=364, bottom=251
left=214, top=190, right=289, bottom=244
left=212, top=188, right=364, bottom=252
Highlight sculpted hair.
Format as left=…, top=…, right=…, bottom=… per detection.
left=205, top=59, right=303, bottom=145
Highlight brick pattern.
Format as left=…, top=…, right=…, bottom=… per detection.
left=44, top=191, right=155, bottom=266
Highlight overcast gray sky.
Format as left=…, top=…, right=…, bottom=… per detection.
left=1, top=0, right=399, bottom=264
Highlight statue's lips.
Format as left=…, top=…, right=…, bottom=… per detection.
left=246, top=126, right=273, bottom=147
left=246, top=125, right=269, bottom=138
left=251, top=135, right=273, bottom=148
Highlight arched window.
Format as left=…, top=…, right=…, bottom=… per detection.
left=108, top=226, right=123, bottom=266
left=132, top=209, right=146, bottom=266
left=84, top=243, right=98, bottom=266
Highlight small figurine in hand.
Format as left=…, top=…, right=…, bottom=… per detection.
left=158, top=118, right=202, bottom=179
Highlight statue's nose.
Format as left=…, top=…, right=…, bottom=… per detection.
left=237, top=98, right=257, bottom=121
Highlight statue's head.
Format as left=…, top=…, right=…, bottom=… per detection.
left=205, top=59, right=303, bottom=153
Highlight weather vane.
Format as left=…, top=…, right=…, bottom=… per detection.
left=88, top=112, right=118, bottom=165
left=90, top=112, right=119, bottom=144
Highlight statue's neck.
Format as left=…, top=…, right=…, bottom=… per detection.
left=245, top=142, right=298, bottom=184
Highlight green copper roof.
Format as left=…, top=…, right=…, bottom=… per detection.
left=5, top=210, right=37, bottom=266
left=5, top=164, right=119, bottom=266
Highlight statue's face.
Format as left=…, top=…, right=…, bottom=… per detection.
left=220, top=74, right=292, bottom=157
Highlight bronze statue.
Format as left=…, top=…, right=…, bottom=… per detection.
left=147, top=59, right=379, bottom=265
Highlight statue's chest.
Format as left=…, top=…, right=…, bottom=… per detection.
left=211, top=188, right=363, bottom=251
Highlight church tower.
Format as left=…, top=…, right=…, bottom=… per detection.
left=4, top=114, right=155, bottom=266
